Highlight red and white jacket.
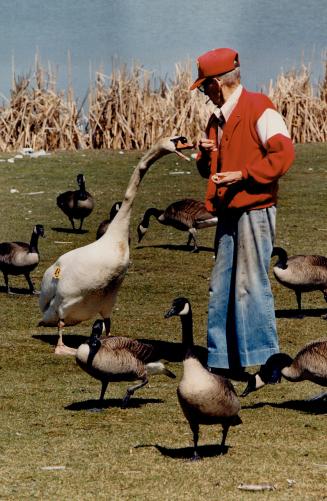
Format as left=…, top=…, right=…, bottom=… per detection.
left=196, top=87, right=295, bottom=213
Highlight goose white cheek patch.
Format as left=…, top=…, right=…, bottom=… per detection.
left=179, top=302, right=190, bottom=316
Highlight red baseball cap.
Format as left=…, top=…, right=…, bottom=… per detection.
left=190, top=48, right=240, bottom=90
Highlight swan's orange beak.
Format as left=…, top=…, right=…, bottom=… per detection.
left=175, top=137, right=194, bottom=161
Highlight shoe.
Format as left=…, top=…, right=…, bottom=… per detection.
left=207, top=366, right=250, bottom=382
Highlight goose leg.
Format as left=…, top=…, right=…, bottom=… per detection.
left=190, top=422, right=201, bottom=461
left=322, top=290, right=327, bottom=320
left=187, top=228, right=199, bottom=253
left=54, top=319, right=77, bottom=356
left=24, top=273, right=38, bottom=295
left=79, top=218, right=84, bottom=231
left=3, top=273, right=12, bottom=294
left=121, top=377, right=148, bottom=408
left=295, top=290, right=304, bottom=318
left=99, top=380, right=109, bottom=403
left=220, top=425, right=229, bottom=454
left=69, top=217, right=75, bottom=231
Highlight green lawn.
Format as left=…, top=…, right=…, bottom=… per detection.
left=0, top=143, right=326, bottom=500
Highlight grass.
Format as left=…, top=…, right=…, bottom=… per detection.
left=0, top=143, right=327, bottom=500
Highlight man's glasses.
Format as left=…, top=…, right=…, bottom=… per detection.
left=198, top=77, right=217, bottom=93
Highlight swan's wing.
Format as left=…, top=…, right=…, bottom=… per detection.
left=39, top=263, right=60, bottom=314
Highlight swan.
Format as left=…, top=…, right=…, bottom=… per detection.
left=137, top=199, right=217, bottom=252
left=39, top=136, right=192, bottom=355
left=241, top=339, right=327, bottom=400
left=272, top=246, right=327, bottom=316
left=165, top=297, right=242, bottom=460
left=56, top=173, right=94, bottom=231
left=0, top=224, right=45, bottom=294
left=75, top=319, right=176, bottom=407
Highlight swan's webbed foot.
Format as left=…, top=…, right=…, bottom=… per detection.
left=54, top=344, right=77, bottom=356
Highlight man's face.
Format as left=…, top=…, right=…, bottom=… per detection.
left=199, top=77, right=224, bottom=107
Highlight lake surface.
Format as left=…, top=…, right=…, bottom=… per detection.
left=0, top=0, right=325, bottom=102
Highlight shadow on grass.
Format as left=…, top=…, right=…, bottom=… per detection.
left=275, top=307, right=327, bottom=319
left=136, top=243, right=214, bottom=253
left=65, top=397, right=164, bottom=411
left=137, top=338, right=207, bottom=364
left=51, top=226, right=89, bottom=234
left=135, top=443, right=228, bottom=460
left=0, top=286, right=37, bottom=295
left=33, top=333, right=88, bottom=348
left=33, top=333, right=208, bottom=364
left=242, top=398, right=327, bottom=415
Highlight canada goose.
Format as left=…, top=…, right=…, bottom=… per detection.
left=241, top=339, right=327, bottom=398
left=0, top=224, right=45, bottom=294
left=39, top=136, right=192, bottom=355
left=164, top=297, right=242, bottom=460
left=76, top=319, right=176, bottom=407
left=272, top=246, right=327, bottom=315
left=96, top=201, right=122, bottom=240
left=56, top=173, right=94, bottom=231
left=137, top=199, right=217, bottom=252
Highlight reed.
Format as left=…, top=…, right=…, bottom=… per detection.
left=268, top=63, right=327, bottom=143
left=0, top=56, right=325, bottom=151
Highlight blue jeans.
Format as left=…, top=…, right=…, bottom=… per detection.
left=207, top=206, right=278, bottom=369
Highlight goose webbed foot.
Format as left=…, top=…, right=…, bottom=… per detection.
left=190, top=451, right=201, bottom=461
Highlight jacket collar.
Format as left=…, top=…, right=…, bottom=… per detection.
left=221, top=87, right=248, bottom=139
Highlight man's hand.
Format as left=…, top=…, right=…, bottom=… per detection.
left=198, top=138, right=217, bottom=153
left=211, top=171, right=243, bottom=186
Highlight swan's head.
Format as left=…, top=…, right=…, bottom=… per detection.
left=34, top=224, right=45, bottom=238
left=158, top=136, right=193, bottom=161
left=241, top=352, right=292, bottom=397
left=164, top=297, right=191, bottom=318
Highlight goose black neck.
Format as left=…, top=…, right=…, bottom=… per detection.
left=29, top=231, right=40, bottom=253
left=78, top=181, right=88, bottom=200
left=180, top=311, right=194, bottom=360
left=272, top=246, right=288, bottom=269
left=143, top=208, right=164, bottom=226
left=87, top=337, right=101, bottom=367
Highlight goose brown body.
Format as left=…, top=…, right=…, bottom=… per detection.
left=76, top=335, right=154, bottom=383
left=241, top=339, right=327, bottom=397
left=177, top=357, right=241, bottom=425
left=281, top=339, right=327, bottom=385
left=272, top=247, right=327, bottom=312
left=0, top=224, right=44, bottom=293
left=137, top=199, right=217, bottom=251
left=76, top=320, right=176, bottom=406
left=165, top=297, right=241, bottom=459
left=57, top=173, right=94, bottom=231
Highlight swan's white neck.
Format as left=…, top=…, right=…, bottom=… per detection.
left=104, top=143, right=170, bottom=237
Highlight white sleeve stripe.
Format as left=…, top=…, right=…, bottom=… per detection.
left=256, top=108, right=290, bottom=146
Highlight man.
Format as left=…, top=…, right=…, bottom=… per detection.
left=190, top=48, right=295, bottom=380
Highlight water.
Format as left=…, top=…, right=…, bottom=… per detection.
left=0, top=0, right=325, bottom=102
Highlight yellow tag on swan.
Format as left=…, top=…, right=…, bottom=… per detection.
left=53, top=266, right=61, bottom=279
